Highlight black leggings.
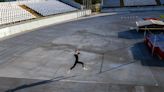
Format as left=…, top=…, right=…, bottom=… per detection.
left=70, top=61, right=84, bottom=70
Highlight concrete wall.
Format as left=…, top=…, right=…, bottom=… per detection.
left=0, top=10, right=91, bottom=39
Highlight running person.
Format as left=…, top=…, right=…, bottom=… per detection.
left=70, top=49, right=86, bottom=70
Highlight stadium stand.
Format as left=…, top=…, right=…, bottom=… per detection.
left=160, top=0, right=164, bottom=4
left=0, top=2, right=36, bottom=25
left=0, top=0, right=79, bottom=25
left=25, top=1, right=77, bottom=16
left=102, top=0, right=120, bottom=7
left=124, top=0, right=157, bottom=6
left=58, top=0, right=82, bottom=9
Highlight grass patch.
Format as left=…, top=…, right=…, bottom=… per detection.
left=160, top=15, right=164, bottom=19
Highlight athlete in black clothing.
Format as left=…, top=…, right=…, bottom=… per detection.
left=70, top=49, right=84, bottom=70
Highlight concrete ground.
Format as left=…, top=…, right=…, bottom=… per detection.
left=0, top=11, right=164, bottom=92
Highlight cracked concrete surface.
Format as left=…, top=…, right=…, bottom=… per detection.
left=0, top=11, right=164, bottom=92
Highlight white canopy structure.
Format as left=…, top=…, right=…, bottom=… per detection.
left=136, top=20, right=164, bottom=31
left=136, top=20, right=164, bottom=27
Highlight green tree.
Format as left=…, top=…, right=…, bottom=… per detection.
left=92, top=0, right=101, bottom=4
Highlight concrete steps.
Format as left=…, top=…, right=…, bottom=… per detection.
left=101, top=6, right=164, bottom=13
left=19, top=4, right=43, bottom=18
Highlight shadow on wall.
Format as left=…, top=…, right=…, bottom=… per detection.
left=118, top=29, right=144, bottom=39
left=131, top=42, right=164, bottom=67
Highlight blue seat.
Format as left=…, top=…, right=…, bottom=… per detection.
left=103, top=0, right=120, bottom=7
left=160, top=0, right=164, bottom=4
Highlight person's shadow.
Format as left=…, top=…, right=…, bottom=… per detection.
left=5, top=75, right=76, bottom=92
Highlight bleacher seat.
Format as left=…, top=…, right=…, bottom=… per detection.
left=25, top=1, right=77, bottom=16
left=0, top=3, right=36, bottom=25
left=59, top=0, right=82, bottom=9
left=160, top=0, right=164, bottom=4
left=103, top=0, right=120, bottom=7
left=124, top=0, right=157, bottom=6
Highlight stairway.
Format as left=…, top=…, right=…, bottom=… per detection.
left=19, top=5, right=43, bottom=18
